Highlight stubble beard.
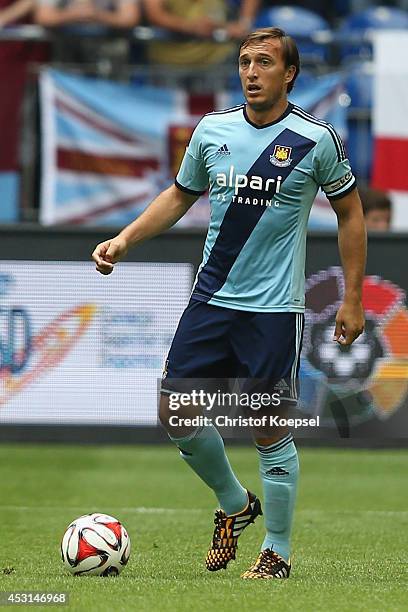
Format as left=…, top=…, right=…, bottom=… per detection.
left=246, top=87, right=286, bottom=113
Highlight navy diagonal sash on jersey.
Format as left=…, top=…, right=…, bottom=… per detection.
left=193, top=129, right=316, bottom=300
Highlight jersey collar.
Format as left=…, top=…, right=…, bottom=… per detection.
left=243, top=102, right=294, bottom=129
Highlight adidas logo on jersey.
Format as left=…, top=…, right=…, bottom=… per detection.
left=216, top=144, right=231, bottom=155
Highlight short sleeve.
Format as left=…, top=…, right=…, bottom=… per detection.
left=313, top=127, right=356, bottom=200
left=175, top=119, right=209, bottom=196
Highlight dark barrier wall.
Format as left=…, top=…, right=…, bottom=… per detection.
left=0, top=226, right=407, bottom=445
left=1, top=225, right=406, bottom=284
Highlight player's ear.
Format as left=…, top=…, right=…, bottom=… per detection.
left=285, top=65, right=296, bottom=87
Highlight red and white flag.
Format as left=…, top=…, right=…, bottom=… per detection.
left=372, top=31, right=408, bottom=228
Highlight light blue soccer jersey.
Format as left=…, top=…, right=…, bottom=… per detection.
left=175, top=102, right=355, bottom=312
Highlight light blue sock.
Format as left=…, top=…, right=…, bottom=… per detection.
left=256, top=433, right=299, bottom=562
left=169, top=424, right=248, bottom=515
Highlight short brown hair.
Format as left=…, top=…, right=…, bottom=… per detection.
left=359, top=188, right=392, bottom=216
left=239, top=27, right=300, bottom=93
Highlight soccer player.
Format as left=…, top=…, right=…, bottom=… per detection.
left=92, top=27, right=366, bottom=579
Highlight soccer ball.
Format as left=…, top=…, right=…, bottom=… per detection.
left=61, top=513, right=131, bottom=576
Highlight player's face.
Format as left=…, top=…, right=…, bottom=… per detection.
left=239, top=39, right=295, bottom=111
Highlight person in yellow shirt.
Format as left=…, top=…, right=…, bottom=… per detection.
left=145, top=0, right=260, bottom=65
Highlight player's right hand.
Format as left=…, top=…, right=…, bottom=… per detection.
left=92, top=237, right=128, bottom=275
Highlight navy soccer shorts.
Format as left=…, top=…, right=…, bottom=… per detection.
left=161, top=299, right=304, bottom=401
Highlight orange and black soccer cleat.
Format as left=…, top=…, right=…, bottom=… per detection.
left=241, top=548, right=291, bottom=579
left=205, top=491, right=262, bottom=572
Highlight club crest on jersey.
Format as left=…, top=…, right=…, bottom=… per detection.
left=270, top=145, right=292, bottom=168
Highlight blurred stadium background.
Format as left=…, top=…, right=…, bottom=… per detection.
left=0, top=2, right=407, bottom=607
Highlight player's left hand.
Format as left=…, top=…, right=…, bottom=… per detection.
left=333, top=301, right=365, bottom=346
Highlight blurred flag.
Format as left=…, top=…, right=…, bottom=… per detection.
left=372, top=31, right=408, bottom=228
left=0, top=34, right=48, bottom=222
left=40, top=69, right=187, bottom=226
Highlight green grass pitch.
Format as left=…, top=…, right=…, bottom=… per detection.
left=0, top=444, right=407, bottom=611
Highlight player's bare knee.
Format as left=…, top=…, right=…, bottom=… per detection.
left=159, top=395, right=172, bottom=430
left=253, top=424, right=289, bottom=446
left=254, top=432, right=288, bottom=446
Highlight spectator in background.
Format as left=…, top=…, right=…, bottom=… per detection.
left=0, top=0, right=33, bottom=26
left=360, top=187, right=392, bottom=231
left=145, top=0, right=260, bottom=65
left=35, top=0, right=139, bottom=30
left=34, top=0, right=140, bottom=71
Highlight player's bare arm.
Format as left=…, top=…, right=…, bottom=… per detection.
left=92, top=184, right=198, bottom=275
left=330, top=187, right=367, bottom=345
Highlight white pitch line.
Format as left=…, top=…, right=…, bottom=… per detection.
left=0, top=507, right=407, bottom=517
left=0, top=506, right=205, bottom=514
